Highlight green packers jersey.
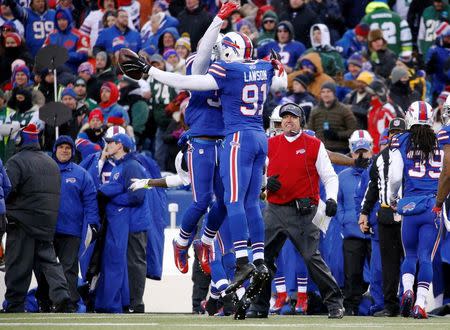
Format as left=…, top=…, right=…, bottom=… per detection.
left=418, top=5, right=450, bottom=59
left=362, top=7, right=412, bottom=56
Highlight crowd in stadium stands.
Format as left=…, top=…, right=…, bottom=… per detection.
left=0, top=0, right=449, bottom=317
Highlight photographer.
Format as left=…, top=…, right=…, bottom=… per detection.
left=249, top=103, right=344, bottom=319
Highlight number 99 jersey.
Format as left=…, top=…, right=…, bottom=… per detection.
left=208, top=59, right=274, bottom=135
left=391, top=132, right=442, bottom=197
left=184, top=54, right=225, bottom=137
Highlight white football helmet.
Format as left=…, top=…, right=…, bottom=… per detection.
left=348, top=129, right=373, bottom=153
left=441, top=95, right=450, bottom=126
left=269, top=105, right=282, bottom=136
left=405, top=101, right=434, bottom=129
left=220, top=32, right=253, bottom=62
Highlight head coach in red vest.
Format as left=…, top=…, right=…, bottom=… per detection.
left=248, top=103, right=344, bottom=319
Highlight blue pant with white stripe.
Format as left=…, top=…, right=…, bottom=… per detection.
left=401, top=206, right=441, bottom=292
left=179, top=139, right=225, bottom=241
left=219, top=130, right=267, bottom=261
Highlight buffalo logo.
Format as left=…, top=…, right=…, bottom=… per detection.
left=222, top=36, right=240, bottom=56
left=296, top=149, right=305, bottom=155
left=113, top=172, right=120, bottom=180
left=66, top=177, right=76, bottom=184
left=402, top=202, right=416, bottom=213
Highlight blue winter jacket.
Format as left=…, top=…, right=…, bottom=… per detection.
left=99, top=152, right=150, bottom=233
left=335, top=29, right=367, bottom=59
left=337, top=166, right=370, bottom=240
left=354, top=165, right=379, bottom=241
left=53, top=136, right=100, bottom=237
left=0, top=158, right=11, bottom=215
left=95, top=25, right=142, bottom=54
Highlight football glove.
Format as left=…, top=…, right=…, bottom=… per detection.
left=354, top=153, right=370, bottom=169
left=217, top=1, right=239, bottom=20
left=267, top=175, right=282, bottom=192
left=129, top=178, right=151, bottom=191
left=121, top=55, right=151, bottom=75
left=270, top=49, right=284, bottom=77
left=325, top=198, right=337, bottom=217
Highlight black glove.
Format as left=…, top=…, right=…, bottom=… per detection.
left=121, top=55, right=151, bottom=75
left=354, top=153, right=370, bottom=169
left=0, top=214, right=6, bottom=234
left=325, top=198, right=337, bottom=217
left=267, top=175, right=282, bottom=192
left=89, top=224, right=100, bottom=241
left=323, top=129, right=339, bottom=141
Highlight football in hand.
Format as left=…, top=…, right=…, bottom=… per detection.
left=118, top=48, right=144, bottom=80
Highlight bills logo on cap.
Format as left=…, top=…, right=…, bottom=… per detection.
left=392, top=119, right=400, bottom=127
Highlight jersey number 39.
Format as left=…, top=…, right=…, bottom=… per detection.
left=408, top=150, right=443, bottom=179
left=240, top=83, right=267, bottom=116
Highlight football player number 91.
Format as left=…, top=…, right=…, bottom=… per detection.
left=240, top=83, right=267, bottom=116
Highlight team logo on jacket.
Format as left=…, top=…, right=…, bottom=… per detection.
left=66, top=178, right=76, bottom=183
left=296, top=149, right=305, bottom=155
left=113, top=172, right=120, bottom=180
left=230, top=141, right=240, bottom=148
left=402, top=202, right=416, bottom=213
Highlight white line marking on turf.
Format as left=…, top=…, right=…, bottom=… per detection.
left=0, top=323, right=450, bottom=328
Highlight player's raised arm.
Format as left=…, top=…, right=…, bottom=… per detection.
left=148, top=67, right=219, bottom=91
left=192, top=2, right=238, bottom=75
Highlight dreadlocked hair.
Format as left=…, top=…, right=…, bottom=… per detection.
left=407, top=125, right=438, bottom=162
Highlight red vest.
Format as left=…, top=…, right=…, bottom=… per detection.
left=267, top=133, right=321, bottom=205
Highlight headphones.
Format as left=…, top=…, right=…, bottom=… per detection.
left=279, top=103, right=306, bottom=128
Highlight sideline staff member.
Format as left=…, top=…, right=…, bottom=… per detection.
left=249, top=103, right=344, bottom=319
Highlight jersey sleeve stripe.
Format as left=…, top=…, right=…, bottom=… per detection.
left=210, top=63, right=225, bottom=72
left=438, top=135, right=449, bottom=141
left=208, top=68, right=226, bottom=77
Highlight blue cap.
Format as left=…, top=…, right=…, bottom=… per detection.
left=105, top=133, right=133, bottom=150
left=350, top=139, right=372, bottom=153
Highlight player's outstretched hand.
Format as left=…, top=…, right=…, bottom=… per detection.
left=121, top=55, right=151, bottom=75
left=129, top=178, right=151, bottom=191
left=217, top=2, right=239, bottom=20
left=270, top=49, right=284, bottom=77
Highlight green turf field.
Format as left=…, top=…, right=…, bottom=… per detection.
left=1, top=314, right=450, bottom=330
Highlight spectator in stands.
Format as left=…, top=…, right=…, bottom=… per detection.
left=5, top=0, right=56, bottom=56
left=278, top=0, right=318, bottom=47
left=163, top=98, right=187, bottom=173
left=119, top=0, right=141, bottom=31
left=80, top=0, right=118, bottom=47
left=93, top=52, right=117, bottom=101
left=118, top=78, right=149, bottom=148
left=236, top=18, right=258, bottom=45
left=177, top=0, right=212, bottom=51
left=6, top=65, right=44, bottom=106
left=288, top=52, right=334, bottom=99
left=0, top=4, right=24, bottom=37
left=418, top=0, right=450, bottom=60
left=426, top=22, right=450, bottom=101
left=56, top=0, right=83, bottom=28
left=0, top=32, right=32, bottom=85
left=36, top=69, right=64, bottom=104
left=98, top=82, right=129, bottom=125
left=258, top=20, right=305, bottom=74
left=175, top=35, right=191, bottom=60
left=94, top=9, right=141, bottom=55
left=102, top=10, right=117, bottom=29
left=363, top=29, right=397, bottom=80
left=336, top=23, right=369, bottom=60
left=77, top=62, right=98, bottom=102
left=307, top=82, right=357, bottom=153
left=44, top=8, right=90, bottom=74
left=307, top=0, right=345, bottom=44
left=256, top=10, right=278, bottom=48
left=0, top=90, right=16, bottom=162
left=77, top=108, right=106, bottom=150
left=141, top=11, right=179, bottom=55
left=280, top=74, right=316, bottom=121
left=407, top=0, right=434, bottom=45
left=157, top=27, right=179, bottom=55
left=343, top=71, right=374, bottom=129
left=362, top=1, right=413, bottom=57
left=74, top=78, right=98, bottom=112
left=303, top=23, right=345, bottom=78
left=148, top=53, right=177, bottom=170
left=388, top=66, right=421, bottom=113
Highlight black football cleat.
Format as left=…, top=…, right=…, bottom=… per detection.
left=225, top=263, right=256, bottom=295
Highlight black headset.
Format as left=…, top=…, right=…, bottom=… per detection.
left=279, top=103, right=306, bottom=128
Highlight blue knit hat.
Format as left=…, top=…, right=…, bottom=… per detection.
left=53, top=135, right=75, bottom=161
left=21, top=123, right=39, bottom=145
left=61, top=87, right=77, bottom=99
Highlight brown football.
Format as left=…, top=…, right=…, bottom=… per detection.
left=118, top=48, right=143, bottom=80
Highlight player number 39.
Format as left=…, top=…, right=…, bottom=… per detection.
left=408, top=150, right=443, bottom=179
left=240, top=83, right=267, bottom=116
